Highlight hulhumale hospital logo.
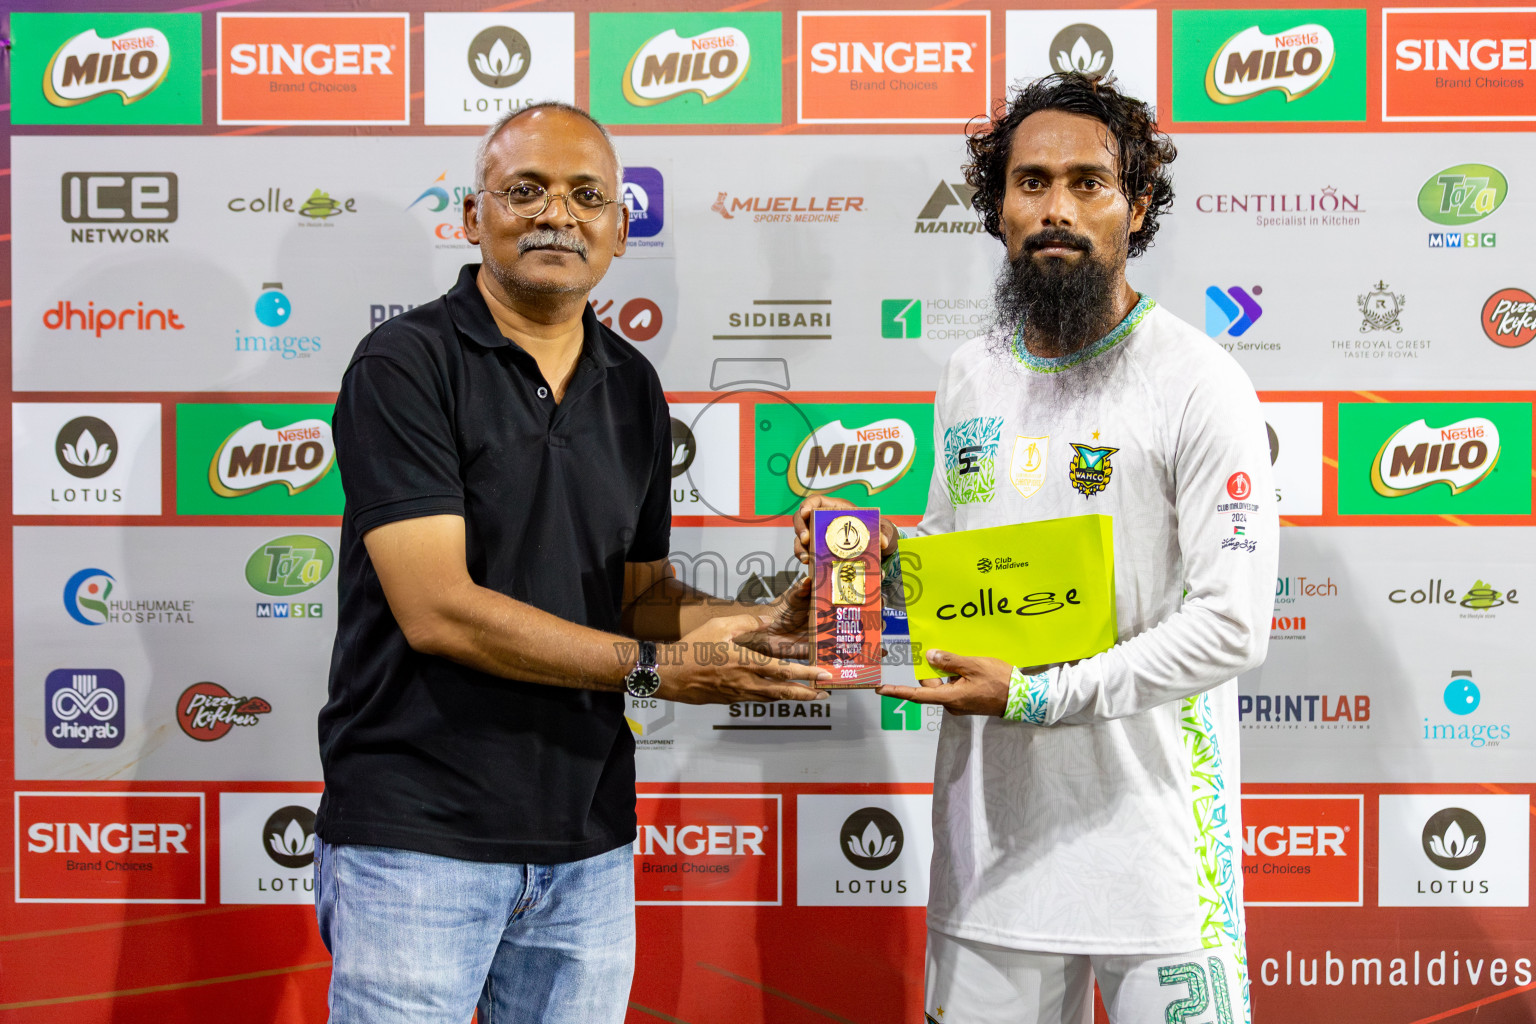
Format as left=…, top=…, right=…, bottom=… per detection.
left=63, top=568, right=115, bottom=625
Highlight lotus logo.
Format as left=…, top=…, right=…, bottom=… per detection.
left=467, top=26, right=531, bottom=89
left=1418, top=165, right=1508, bottom=226
left=56, top=416, right=118, bottom=479
left=623, top=28, right=751, bottom=107
left=788, top=418, right=916, bottom=497
left=1205, top=23, right=1336, bottom=104
left=1371, top=417, right=1499, bottom=498
left=262, top=805, right=317, bottom=869
left=670, top=418, right=697, bottom=478
left=45, top=28, right=173, bottom=108
left=839, top=807, right=904, bottom=871
left=1050, top=24, right=1112, bottom=76
left=1421, top=807, right=1486, bottom=870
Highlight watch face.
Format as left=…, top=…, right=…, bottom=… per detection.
left=626, top=668, right=662, bottom=699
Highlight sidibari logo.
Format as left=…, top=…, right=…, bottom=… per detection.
left=45, top=28, right=172, bottom=107
left=839, top=807, right=903, bottom=871
left=176, top=682, right=271, bottom=741
left=789, top=419, right=916, bottom=497
left=1205, top=23, right=1335, bottom=104
left=1422, top=807, right=1486, bottom=870
left=209, top=419, right=335, bottom=497
left=56, top=416, right=118, bottom=478
left=263, top=805, right=316, bottom=869
left=623, top=27, right=749, bottom=106
left=1371, top=417, right=1499, bottom=497
left=245, top=535, right=334, bottom=596
left=1418, top=165, right=1507, bottom=226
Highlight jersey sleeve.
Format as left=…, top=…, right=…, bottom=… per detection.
left=1027, top=361, right=1278, bottom=726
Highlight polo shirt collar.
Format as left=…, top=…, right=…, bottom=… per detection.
left=444, top=262, right=631, bottom=369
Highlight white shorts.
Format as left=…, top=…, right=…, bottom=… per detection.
left=924, top=929, right=1249, bottom=1024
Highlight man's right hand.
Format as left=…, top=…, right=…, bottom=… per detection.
left=656, top=613, right=830, bottom=704
left=792, top=496, right=899, bottom=566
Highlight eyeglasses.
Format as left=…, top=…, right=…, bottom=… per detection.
left=479, top=182, right=618, bottom=222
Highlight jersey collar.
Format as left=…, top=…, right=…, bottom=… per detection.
left=1009, top=292, right=1155, bottom=374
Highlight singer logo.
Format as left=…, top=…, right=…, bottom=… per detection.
left=622, top=27, right=750, bottom=106
left=45, top=28, right=172, bottom=107
left=1371, top=417, right=1500, bottom=497
left=789, top=418, right=917, bottom=497
left=799, top=12, right=989, bottom=123
left=209, top=419, right=335, bottom=497
left=1241, top=795, right=1362, bottom=906
left=634, top=794, right=780, bottom=905
left=218, top=13, right=409, bottom=125
left=16, top=792, right=205, bottom=903
left=1385, top=9, right=1536, bottom=121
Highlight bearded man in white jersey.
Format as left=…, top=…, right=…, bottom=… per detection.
left=795, top=73, right=1277, bottom=1024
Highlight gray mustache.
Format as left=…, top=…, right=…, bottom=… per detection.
left=518, top=229, right=588, bottom=258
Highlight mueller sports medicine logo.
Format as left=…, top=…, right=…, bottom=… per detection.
left=61, top=172, right=176, bottom=244
left=799, top=12, right=989, bottom=123
left=1371, top=417, right=1498, bottom=497
left=45, top=669, right=126, bottom=749
left=623, top=27, right=750, bottom=106
left=1385, top=8, right=1536, bottom=120
left=1205, top=22, right=1336, bottom=104
left=208, top=419, right=335, bottom=497
left=712, top=192, right=864, bottom=224
left=17, top=792, right=205, bottom=904
left=218, top=13, right=409, bottom=125
left=788, top=419, right=916, bottom=497
left=45, top=27, right=172, bottom=107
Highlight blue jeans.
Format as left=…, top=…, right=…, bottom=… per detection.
left=314, top=839, right=635, bottom=1024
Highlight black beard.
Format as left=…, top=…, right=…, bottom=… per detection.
left=992, top=228, right=1121, bottom=359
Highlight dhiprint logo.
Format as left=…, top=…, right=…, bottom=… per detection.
left=1483, top=288, right=1536, bottom=349
left=176, top=682, right=271, bottom=741
left=45, top=27, right=173, bottom=108
left=56, top=417, right=118, bottom=478
left=209, top=418, right=335, bottom=498
left=840, top=807, right=903, bottom=871
left=1422, top=807, right=1486, bottom=870
left=467, top=26, right=530, bottom=88
left=1205, top=285, right=1264, bottom=337
left=63, top=568, right=115, bottom=625
left=263, top=806, right=316, bottom=869
left=45, top=669, right=126, bottom=749
left=1051, top=23, right=1113, bottom=76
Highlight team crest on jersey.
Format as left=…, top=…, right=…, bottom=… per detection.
left=943, top=415, right=1004, bottom=505
left=1009, top=435, right=1049, bottom=498
left=1068, top=443, right=1118, bottom=497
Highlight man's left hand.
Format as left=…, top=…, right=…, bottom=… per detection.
left=876, top=650, right=1013, bottom=717
left=734, top=574, right=811, bottom=660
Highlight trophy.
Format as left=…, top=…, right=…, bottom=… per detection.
left=811, top=508, right=883, bottom=688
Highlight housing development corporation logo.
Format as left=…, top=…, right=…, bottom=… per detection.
left=1419, top=164, right=1507, bottom=250
left=1483, top=288, right=1536, bottom=348
left=218, top=13, right=410, bottom=125
left=1171, top=9, right=1366, bottom=122
left=1385, top=8, right=1536, bottom=121
left=12, top=13, right=202, bottom=126
left=590, top=13, right=781, bottom=126
left=799, top=11, right=989, bottom=123
left=45, top=669, right=126, bottom=749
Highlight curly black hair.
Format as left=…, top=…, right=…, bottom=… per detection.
left=964, top=72, right=1177, bottom=259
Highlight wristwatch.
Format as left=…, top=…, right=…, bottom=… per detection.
left=623, top=640, right=662, bottom=698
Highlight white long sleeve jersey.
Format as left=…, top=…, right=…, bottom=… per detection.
left=916, top=296, right=1278, bottom=956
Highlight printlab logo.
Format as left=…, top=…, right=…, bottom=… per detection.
left=176, top=682, right=271, bottom=741
left=56, top=417, right=118, bottom=478
left=1420, top=164, right=1506, bottom=249
left=1422, top=808, right=1486, bottom=870
left=467, top=26, right=530, bottom=87
left=1483, top=288, right=1536, bottom=349
left=1205, top=285, right=1264, bottom=337
left=45, top=669, right=126, bottom=749
left=622, top=166, right=665, bottom=240
left=1051, top=23, right=1113, bottom=76
left=839, top=807, right=903, bottom=871
left=1358, top=281, right=1406, bottom=333
left=63, top=568, right=115, bottom=625
left=263, top=805, right=316, bottom=868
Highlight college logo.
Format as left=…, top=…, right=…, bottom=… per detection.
left=176, top=682, right=271, bottom=741
left=263, top=805, right=317, bottom=869
left=423, top=13, right=574, bottom=125
left=1172, top=9, right=1366, bottom=122
left=1205, top=285, right=1264, bottom=337
left=798, top=794, right=931, bottom=906
left=1067, top=443, right=1117, bottom=498
left=246, top=535, right=334, bottom=596
left=1483, top=289, right=1536, bottom=348
left=56, top=417, right=118, bottom=479
left=1358, top=281, right=1406, bottom=333
left=943, top=416, right=1002, bottom=505
left=1241, top=795, right=1362, bottom=906
left=16, top=792, right=205, bottom=903
left=45, top=669, right=126, bottom=749
left=12, top=13, right=202, bottom=125
left=1370, top=416, right=1498, bottom=497
left=218, top=13, right=410, bottom=125
left=1387, top=578, right=1517, bottom=612
left=1339, top=402, right=1531, bottom=515
left=634, top=795, right=780, bottom=905
left=1009, top=436, right=1050, bottom=499
left=799, top=12, right=989, bottom=123
left=227, top=188, right=357, bottom=222
left=1384, top=9, right=1536, bottom=121
left=1379, top=794, right=1529, bottom=907
left=590, top=13, right=781, bottom=125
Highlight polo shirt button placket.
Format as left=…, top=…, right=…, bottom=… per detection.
left=537, top=386, right=549, bottom=399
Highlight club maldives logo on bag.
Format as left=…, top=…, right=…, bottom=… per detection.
left=175, top=404, right=342, bottom=516
left=10, top=13, right=202, bottom=125
left=589, top=13, right=781, bottom=125
left=218, top=13, right=409, bottom=125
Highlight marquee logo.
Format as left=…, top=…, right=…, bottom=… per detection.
left=788, top=418, right=916, bottom=498
left=45, top=669, right=126, bottom=749
left=1484, top=288, right=1536, bottom=349
left=1419, top=165, right=1507, bottom=226
left=623, top=27, right=750, bottom=106
left=208, top=419, right=335, bottom=497
left=176, top=682, right=271, bottom=741
left=915, top=181, right=982, bottom=234
left=218, top=13, right=410, bottom=125
left=1370, top=417, right=1499, bottom=497
left=799, top=11, right=988, bottom=123
left=45, top=27, right=172, bottom=108
left=1205, top=23, right=1335, bottom=104
left=1385, top=8, right=1536, bottom=121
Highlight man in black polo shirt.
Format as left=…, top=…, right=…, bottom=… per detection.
left=314, top=103, right=828, bottom=1024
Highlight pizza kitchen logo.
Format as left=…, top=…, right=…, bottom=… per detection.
left=623, top=27, right=750, bottom=107
left=1483, top=288, right=1536, bottom=348
left=176, top=682, right=271, bottom=741
left=1205, top=21, right=1336, bottom=104
left=208, top=418, right=335, bottom=497
left=1371, top=417, right=1499, bottom=497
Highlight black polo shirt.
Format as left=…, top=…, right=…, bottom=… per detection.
left=316, top=263, right=671, bottom=864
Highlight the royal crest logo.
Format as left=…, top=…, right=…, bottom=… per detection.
left=208, top=419, right=335, bottom=497
left=1068, top=443, right=1117, bottom=497
left=788, top=418, right=916, bottom=497
left=1010, top=435, right=1049, bottom=499
left=1371, top=417, right=1499, bottom=497
left=45, top=27, right=173, bottom=107
left=1205, top=23, right=1335, bottom=104
left=943, top=416, right=1002, bottom=505
left=622, top=27, right=750, bottom=106
left=1358, top=280, right=1406, bottom=333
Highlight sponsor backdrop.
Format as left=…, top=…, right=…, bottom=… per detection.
left=3, top=1, right=1535, bottom=1022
